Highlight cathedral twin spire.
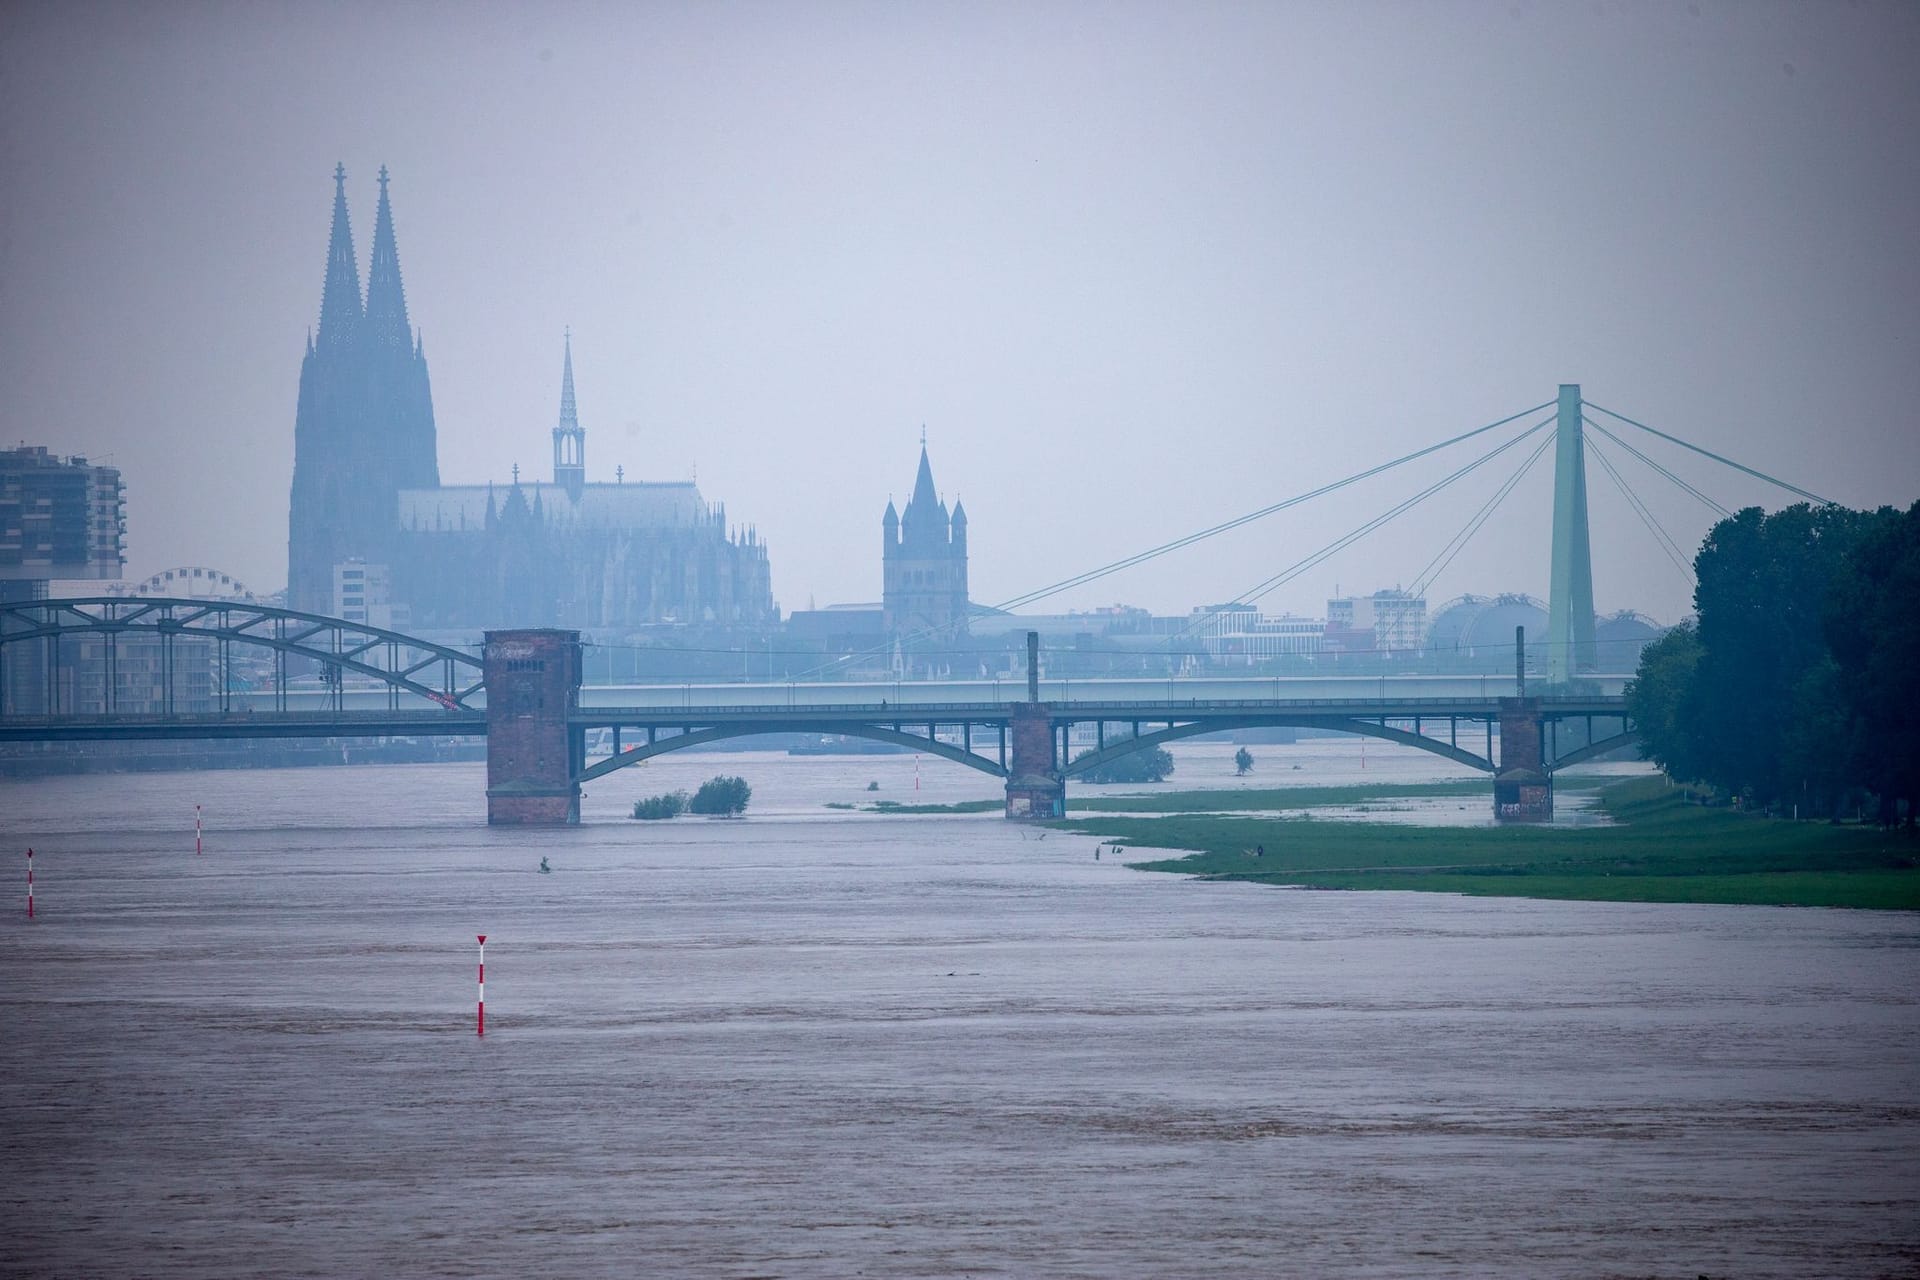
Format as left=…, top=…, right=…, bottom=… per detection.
left=317, top=164, right=361, bottom=347
left=365, top=166, right=411, bottom=348
left=316, top=163, right=415, bottom=352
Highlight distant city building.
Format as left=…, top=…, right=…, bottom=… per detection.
left=332, top=558, right=401, bottom=629
left=882, top=442, right=969, bottom=653
left=1425, top=594, right=1662, bottom=676
left=1594, top=609, right=1664, bottom=673
left=1326, top=589, right=1426, bottom=657
left=1186, top=603, right=1260, bottom=640
left=284, top=166, right=773, bottom=632
left=1425, top=593, right=1548, bottom=672
left=0, top=446, right=125, bottom=600
left=1208, top=613, right=1327, bottom=663
left=60, top=632, right=216, bottom=715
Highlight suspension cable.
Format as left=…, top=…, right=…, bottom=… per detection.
left=1185, top=416, right=1555, bottom=632
left=988, top=399, right=1556, bottom=613
left=1582, top=416, right=1730, bottom=517
left=1582, top=400, right=1831, bottom=505
left=1410, top=430, right=1555, bottom=599
left=1585, top=434, right=1695, bottom=583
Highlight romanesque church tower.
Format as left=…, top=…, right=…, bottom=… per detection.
left=287, top=165, right=438, bottom=612
left=882, top=441, right=969, bottom=647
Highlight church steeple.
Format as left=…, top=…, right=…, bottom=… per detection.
left=552, top=329, right=585, bottom=501
left=558, top=330, right=579, bottom=431
left=364, top=165, right=412, bottom=349
left=882, top=433, right=970, bottom=651
left=317, top=163, right=362, bottom=347
left=902, top=435, right=942, bottom=545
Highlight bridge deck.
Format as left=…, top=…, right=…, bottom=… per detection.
left=0, top=694, right=1628, bottom=742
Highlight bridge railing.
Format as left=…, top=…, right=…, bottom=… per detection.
left=570, top=694, right=1629, bottom=721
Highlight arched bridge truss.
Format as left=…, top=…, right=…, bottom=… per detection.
left=0, top=597, right=484, bottom=717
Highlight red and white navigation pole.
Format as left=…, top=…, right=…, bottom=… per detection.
left=26, top=847, right=34, bottom=920
left=195, top=804, right=203, bottom=856
left=476, top=934, right=487, bottom=1037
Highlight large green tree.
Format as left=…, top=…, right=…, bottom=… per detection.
left=1687, top=504, right=1877, bottom=805
left=1824, top=501, right=1920, bottom=825
left=1626, top=621, right=1703, bottom=783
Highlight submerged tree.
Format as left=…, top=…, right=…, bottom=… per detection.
left=631, top=791, right=689, bottom=820
left=1076, top=746, right=1175, bottom=784
left=690, top=775, right=753, bottom=816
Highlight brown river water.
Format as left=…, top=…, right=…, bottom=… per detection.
left=2, top=744, right=1916, bottom=1277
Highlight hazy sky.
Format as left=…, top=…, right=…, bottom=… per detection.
left=3, top=1, right=1916, bottom=625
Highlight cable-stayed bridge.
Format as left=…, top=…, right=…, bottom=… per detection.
left=0, top=385, right=1825, bottom=823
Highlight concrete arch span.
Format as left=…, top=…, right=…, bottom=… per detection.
left=577, top=720, right=1011, bottom=783
left=1060, top=716, right=1497, bottom=778
left=1544, top=730, right=1639, bottom=771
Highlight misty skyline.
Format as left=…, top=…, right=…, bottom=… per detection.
left=3, top=1, right=1916, bottom=625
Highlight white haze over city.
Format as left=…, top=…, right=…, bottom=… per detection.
left=2, top=1, right=1916, bottom=624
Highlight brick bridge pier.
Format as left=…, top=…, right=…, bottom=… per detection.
left=1492, top=628, right=1551, bottom=821
left=1004, top=630, right=1065, bottom=820
left=484, top=628, right=584, bottom=825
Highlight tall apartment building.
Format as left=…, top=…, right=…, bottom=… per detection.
left=0, top=446, right=125, bottom=601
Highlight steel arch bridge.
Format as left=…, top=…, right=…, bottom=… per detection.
left=570, top=696, right=1636, bottom=784
left=0, top=596, right=484, bottom=717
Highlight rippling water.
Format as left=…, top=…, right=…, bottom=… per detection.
left=3, top=750, right=1916, bottom=1278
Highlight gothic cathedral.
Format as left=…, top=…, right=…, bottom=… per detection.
left=285, top=166, right=774, bottom=632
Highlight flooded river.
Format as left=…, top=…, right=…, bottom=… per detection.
left=3, top=747, right=1917, bottom=1277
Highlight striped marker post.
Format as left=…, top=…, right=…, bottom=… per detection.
left=26, top=847, right=34, bottom=920
left=476, top=934, right=487, bottom=1036
left=195, top=804, right=203, bottom=856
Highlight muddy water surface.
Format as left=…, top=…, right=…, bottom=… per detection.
left=2, top=752, right=1916, bottom=1278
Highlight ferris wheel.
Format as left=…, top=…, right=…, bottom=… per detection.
left=124, top=565, right=259, bottom=601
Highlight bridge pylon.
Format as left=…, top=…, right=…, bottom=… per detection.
left=1546, top=383, right=1597, bottom=684
left=484, top=628, right=584, bottom=825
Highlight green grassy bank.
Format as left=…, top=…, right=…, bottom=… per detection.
left=848, top=781, right=1489, bottom=817
left=1061, top=776, right=1920, bottom=910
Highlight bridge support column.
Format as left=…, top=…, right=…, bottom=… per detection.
left=484, top=629, right=583, bottom=825
left=1004, top=703, right=1064, bottom=820
left=1493, top=696, right=1551, bottom=822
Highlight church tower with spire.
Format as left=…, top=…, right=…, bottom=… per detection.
left=286, top=164, right=438, bottom=612
left=882, top=435, right=969, bottom=651
left=552, top=331, right=585, bottom=502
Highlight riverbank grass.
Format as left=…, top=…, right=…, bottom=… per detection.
left=1063, top=776, right=1920, bottom=910
left=869, top=781, right=1489, bottom=817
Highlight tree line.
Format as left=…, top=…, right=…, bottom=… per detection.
left=1628, top=501, right=1918, bottom=825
